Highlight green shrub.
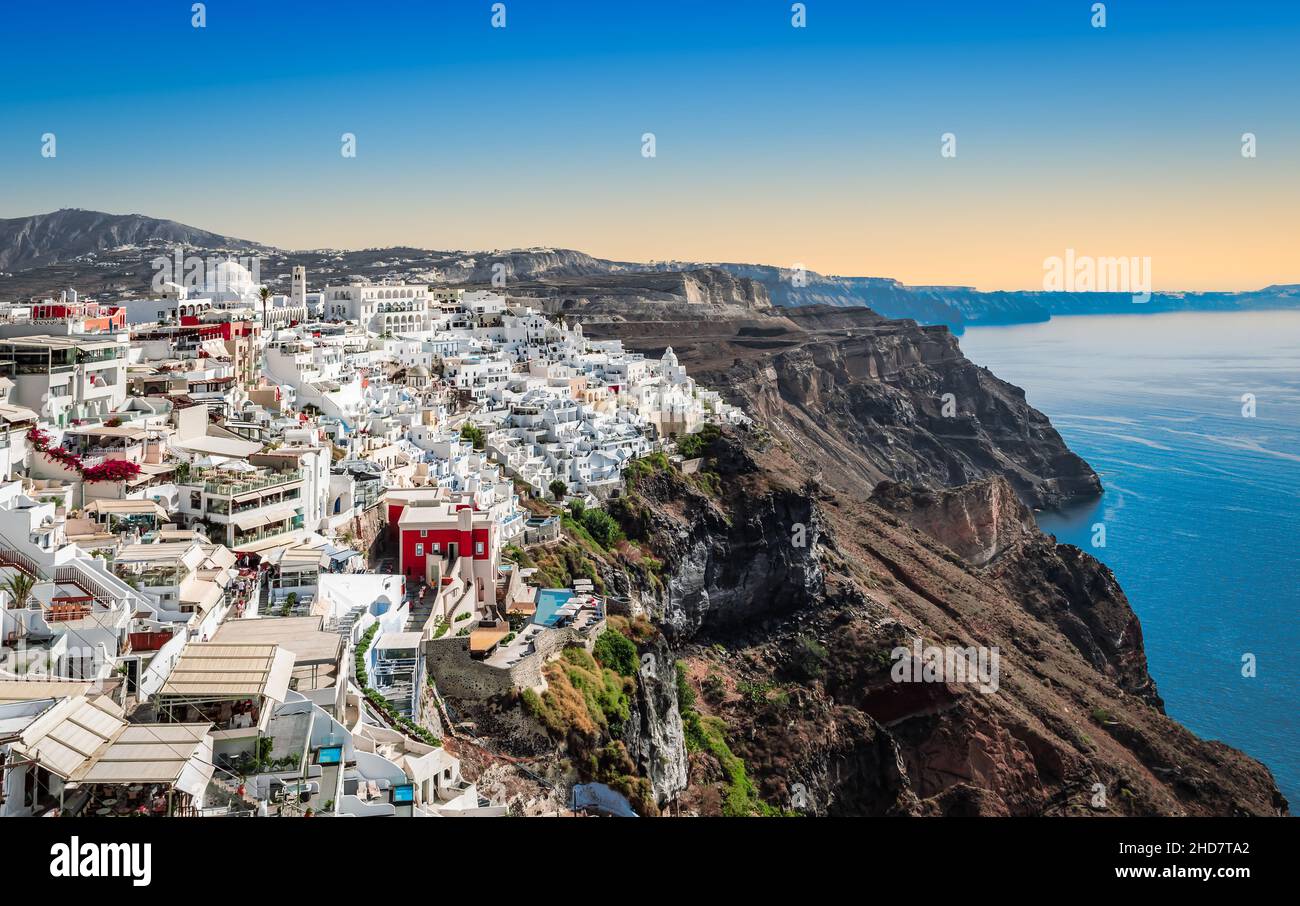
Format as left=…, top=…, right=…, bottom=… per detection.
left=459, top=423, right=486, bottom=450
left=701, top=673, right=726, bottom=703
left=677, top=424, right=721, bottom=460
left=675, top=662, right=696, bottom=711
left=788, top=634, right=829, bottom=681
left=524, top=647, right=634, bottom=739
left=579, top=508, right=623, bottom=549
left=593, top=629, right=638, bottom=678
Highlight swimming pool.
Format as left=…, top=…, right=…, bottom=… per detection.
left=533, top=588, right=574, bottom=627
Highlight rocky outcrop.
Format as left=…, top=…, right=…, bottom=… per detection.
left=870, top=476, right=1036, bottom=566
left=506, top=268, right=771, bottom=313
left=690, top=317, right=1101, bottom=509
left=622, top=453, right=823, bottom=640
left=868, top=475, right=1158, bottom=703
left=623, top=635, right=688, bottom=804
left=628, top=431, right=1287, bottom=817
left=987, top=537, right=1163, bottom=707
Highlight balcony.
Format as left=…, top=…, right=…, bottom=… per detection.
left=203, top=468, right=303, bottom=497
left=232, top=517, right=303, bottom=548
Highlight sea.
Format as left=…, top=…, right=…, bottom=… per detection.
left=957, top=310, right=1299, bottom=805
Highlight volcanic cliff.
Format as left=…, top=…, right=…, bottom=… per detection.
left=603, top=429, right=1283, bottom=816
left=441, top=298, right=1284, bottom=817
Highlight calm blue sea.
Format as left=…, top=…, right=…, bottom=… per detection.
left=958, top=311, right=1299, bottom=805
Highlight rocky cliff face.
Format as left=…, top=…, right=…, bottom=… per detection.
left=867, top=474, right=1160, bottom=707
left=505, top=268, right=771, bottom=313
left=620, top=432, right=1286, bottom=816
left=638, top=311, right=1103, bottom=510
left=701, top=262, right=1300, bottom=330
left=623, top=635, right=689, bottom=803
left=869, top=477, right=1036, bottom=567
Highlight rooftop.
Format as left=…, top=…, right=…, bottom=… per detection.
left=158, top=643, right=295, bottom=702
left=212, top=616, right=343, bottom=668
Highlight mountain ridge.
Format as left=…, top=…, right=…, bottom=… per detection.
left=2, top=208, right=1296, bottom=329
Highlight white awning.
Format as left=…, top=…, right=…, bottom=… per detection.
left=15, top=695, right=126, bottom=780
left=231, top=506, right=298, bottom=532
left=179, top=577, right=225, bottom=613
left=201, top=339, right=231, bottom=359
left=78, top=724, right=215, bottom=798
left=159, top=643, right=295, bottom=704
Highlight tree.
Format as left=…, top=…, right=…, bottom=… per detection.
left=2, top=572, right=37, bottom=642
left=459, top=423, right=485, bottom=450
left=548, top=479, right=568, bottom=502
left=580, top=509, right=623, bottom=549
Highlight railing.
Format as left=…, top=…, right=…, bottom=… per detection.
left=0, top=548, right=44, bottom=579
left=54, top=564, right=128, bottom=610
left=230, top=491, right=299, bottom=514
left=202, top=469, right=303, bottom=497
left=232, top=521, right=302, bottom=547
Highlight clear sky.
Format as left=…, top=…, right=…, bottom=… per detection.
left=1, top=0, right=1296, bottom=291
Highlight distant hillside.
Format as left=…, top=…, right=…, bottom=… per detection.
left=0, top=209, right=1294, bottom=328
left=697, top=263, right=1300, bottom=331
left=0, top=208, right=267, bottom=271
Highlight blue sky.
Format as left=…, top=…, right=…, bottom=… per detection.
left=1, top=0, right=1297, bottom=288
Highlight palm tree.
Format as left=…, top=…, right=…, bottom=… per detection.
left=3, top=571, right=37, bottom=643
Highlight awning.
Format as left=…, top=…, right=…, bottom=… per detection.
left=232, top=505, right=299, bottom=532
left=159, top=643, right=295, bottom=704
left=179, top=578, right=224, bottom=613
left=0, top=680, right=94, bottom=705
left=77, top=724, right=215, bottom=799
left=200, top=339, right=231, bottom=359
left=469, top=627, right=510, bottom=653
left=16, top=695, right=126, bottom=780
left=84, top=499, right=168, bottom=519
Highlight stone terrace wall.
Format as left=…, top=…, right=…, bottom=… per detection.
left=424, top=619, right=604, bottom=700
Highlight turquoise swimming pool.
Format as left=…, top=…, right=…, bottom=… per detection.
left=533, top=588, right=574, bottom=627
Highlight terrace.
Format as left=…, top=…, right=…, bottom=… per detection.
left=202, top=467, right=303, bottom=497
left=155, top=643, right=295, bottom=735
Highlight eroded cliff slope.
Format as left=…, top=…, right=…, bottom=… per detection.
left=614, top=431, right=1284, bottom=816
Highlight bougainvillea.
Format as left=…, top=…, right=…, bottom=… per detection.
left=26, top=426, right=143, bottom=483
left=81, top=459, right=143, bottom=482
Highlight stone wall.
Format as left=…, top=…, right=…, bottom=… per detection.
left=423, top=636, right=517, bottom=700
left=424, top=618, right=604, bottom=701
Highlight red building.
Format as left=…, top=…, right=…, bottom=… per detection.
left=386, top=487, right=449, bottom=545
left=397, top=503, right=499, bottom=607
left=28, top=300, right=126, bottom=333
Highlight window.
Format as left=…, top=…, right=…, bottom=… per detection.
left=475, top=541, right=485, bottom=556
left=415, top=543, right=423, bottom=556
left=420, top=529, right=427, bottom=537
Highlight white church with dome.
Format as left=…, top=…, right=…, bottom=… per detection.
left=120, top=258, right=307, bottom=328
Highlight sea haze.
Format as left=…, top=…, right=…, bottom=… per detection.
left=958, top=310, right=1300, bottom=804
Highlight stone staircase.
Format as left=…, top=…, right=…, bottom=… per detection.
left=406, top=593, right=436, bottom=633
left=333, top=604, right=367, bottom=639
